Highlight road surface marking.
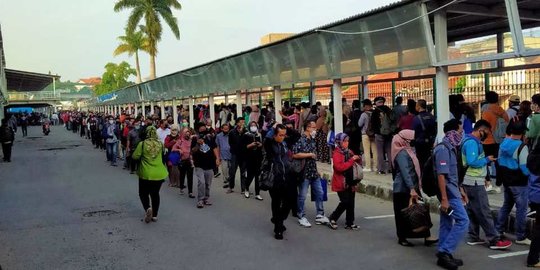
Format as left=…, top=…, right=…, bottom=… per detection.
left=364, top=214, right=395, bottom=220
left=488, top=251, right=529, bottom=259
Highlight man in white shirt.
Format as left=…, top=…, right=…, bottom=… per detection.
left=156, top=119, right=171, bottom=143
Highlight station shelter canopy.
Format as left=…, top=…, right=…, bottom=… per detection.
left=96, top=0, right=540, bottom=105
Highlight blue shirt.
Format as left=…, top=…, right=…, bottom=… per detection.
left=434, top=140, right=461, bottom=200
left=215, top=132, right=232, bottom=160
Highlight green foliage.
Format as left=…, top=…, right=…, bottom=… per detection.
left=114, top=0, right=182, bottom=79
left=94, top=62, right=136, bottom=95
left=113, top=28, right=149, bottom=57
left=454, top=77, right=467, bottom=94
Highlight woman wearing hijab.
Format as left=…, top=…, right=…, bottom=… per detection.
left=164, top=124, right=181, bottom=187
left=391, top=129, right=438, bottom=246
left=241, top=121, right=264, bottom=200
left=174, top=127, right=195, bottom=197
left=132, top=126, right=169, bottom=223
left=328, top=133, right=361, bottom=230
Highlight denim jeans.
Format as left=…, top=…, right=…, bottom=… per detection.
left=297, top=178, right=324, bottom=218
left=438, top=198, right=470, bottom=254
left=496, top=185, right=529, bottom=240
left=106, top=142, right=118, bottom=165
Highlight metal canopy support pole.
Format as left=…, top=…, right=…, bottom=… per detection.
left=274, top=86, right=282, bottom=123
left=209, top=94, right=215, bottom=127
left=141, top=101, right=146, bottom=117
left=134, top=102, right=139, bottom=117
left=332, top=79, right=343, bottom=134
left=434, top=9, right=450, bottom=141
left=160, top=100, right=165, bottom=120
left=150, top=101, right=155, bottom=116
left=224, top=94, right=229, bottom=105
left=172, top=98, right=178, bottom=125
left=236, top=90, right=242, bottom=120
left=189, top=97, right=195, bottom=129
left=504, top=0, right=526, bottom=56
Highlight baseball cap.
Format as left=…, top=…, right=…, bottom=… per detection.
left=509, top=95, right=520, bottom=103
left=374, top=96, right=386, bottom=103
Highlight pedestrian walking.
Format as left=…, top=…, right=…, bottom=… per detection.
left=132, top=126, right=168, bottom=223
left=174, top=128, right=195, bottom=197
left=0, top=118, right=15, bottom=162
left=242, top=121, right=263, bottom=200
left=327, top=133, right=361, bottom=230
left=192, top=123, right=219, bottom=208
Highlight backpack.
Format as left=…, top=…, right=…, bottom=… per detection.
left=528, top=139, right=540, bottom=175
left=493, top=117, right=508, bottom=144
left=364, top=111, right=375, bottom=137
left=380, top=110, right=397, bottom=136
left=496, top=143, right=528, bottom=186
left=422, top=141, right=467, bottom=197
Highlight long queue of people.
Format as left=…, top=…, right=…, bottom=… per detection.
left=60, top=91, right=540, bottom=270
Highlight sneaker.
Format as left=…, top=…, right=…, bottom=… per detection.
left=179, top=189, right=185, bottom=195
left=489, top=239, right=512, bottom=250
left=436, top=252, right=459, bottom=270
left=516, top=238, right=532, bottom=246
left=315, top=215, right=330, bottom=225
left=197, top=201, right=204, bottom=208
left=189, top=193, right=195, bottom=198
left=151, top=217, right=158, bottom=222
left=362, top=168, right=371, bottom=172
left=226, top=189, right=234, bottom=194
left=244, top=191, right=250, bottom=198
left=377, top=171, right=386, bottom=175
left=298, top=217, right=312, bottom=228
left=255, top=195, right=263, bottom=201
left=223, top=184, right=229, bottom=189
left=214, top=172, right=221, bottom=178
left=144, top=208, right=153, bottom=223
left=467, top=238, right=486, bottom=246
left=203, top=200, right=212, bottom=206
left=528, top=210, right=537, bottom=218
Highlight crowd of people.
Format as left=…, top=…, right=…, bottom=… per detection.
left=20, top=90, right=540, bottom=270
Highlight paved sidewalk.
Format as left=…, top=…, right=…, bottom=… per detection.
left=317, top=161, right=527, bottom=235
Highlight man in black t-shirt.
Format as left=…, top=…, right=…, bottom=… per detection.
left=192, top=123, right=219, bottom=208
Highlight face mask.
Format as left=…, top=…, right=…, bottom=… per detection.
left=310, top=130, right=317, bottom=138
left=182, top=122, right=188, bottom=127
left=479, top=131, right=488, bottom=141
left=250, top=126, right=258, bottom=133
left=109, top=120, right=114, bottom=124
left=134, top=125, right=141, bottom=130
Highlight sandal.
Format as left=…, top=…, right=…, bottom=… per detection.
left=345, top=224, right=360, bottom=230
left=328, top=220, right=338, bottom=230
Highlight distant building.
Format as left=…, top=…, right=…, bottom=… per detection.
left=260, top=33, right=295, bottom=45
left=76, top=77, right=101, bottom=90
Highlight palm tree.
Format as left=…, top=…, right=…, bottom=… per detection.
left=114, top=0, right=181, bottom=80
left=113, top=28, right=149, bottom=83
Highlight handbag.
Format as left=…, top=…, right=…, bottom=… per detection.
left=259, top=154, right=275, bottom=191
left=352, top=162, right=363, bottom=183
left=290, top=158, right=306, bottom=174
left=400, top=198, right=433, bottom=233
left=168, top=151, right=182, bottom=166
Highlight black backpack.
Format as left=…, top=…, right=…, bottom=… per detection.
left=421, top=142, right=466, bottom=197
left=528, top=139, right=540, bottom=175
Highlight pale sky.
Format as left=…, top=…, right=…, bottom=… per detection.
left=0, top=0, right=396, bottom=82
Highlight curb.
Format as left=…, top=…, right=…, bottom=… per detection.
left=356, top=181, right=535, bottom=238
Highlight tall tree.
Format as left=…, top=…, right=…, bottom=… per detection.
left=94, top=62, right=136, bottom=95
left=113, top=28, right=149, bottom=83
left=114, top=0, right=181, bottom=80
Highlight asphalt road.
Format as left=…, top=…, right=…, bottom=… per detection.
left=0, top=125, right=531, bottom=270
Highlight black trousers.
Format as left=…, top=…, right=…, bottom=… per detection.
left=138, top=179, right=164, bottom=217
left=179, top=159, right=194, bottom=193
left=2, top=143, right=12, bottom=161
left=415, top=143, right=432, bottom=169
left=393, top=192, right=430, bottom=241
left=244, top=160, right=262, bottom=195
left=329, top=187, right=356, bottom=226
left=269, top=179, right=296, bottom=233
left=528, top=203, right=540, bottom=265
left=21, top=125, right=28, bottom=137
